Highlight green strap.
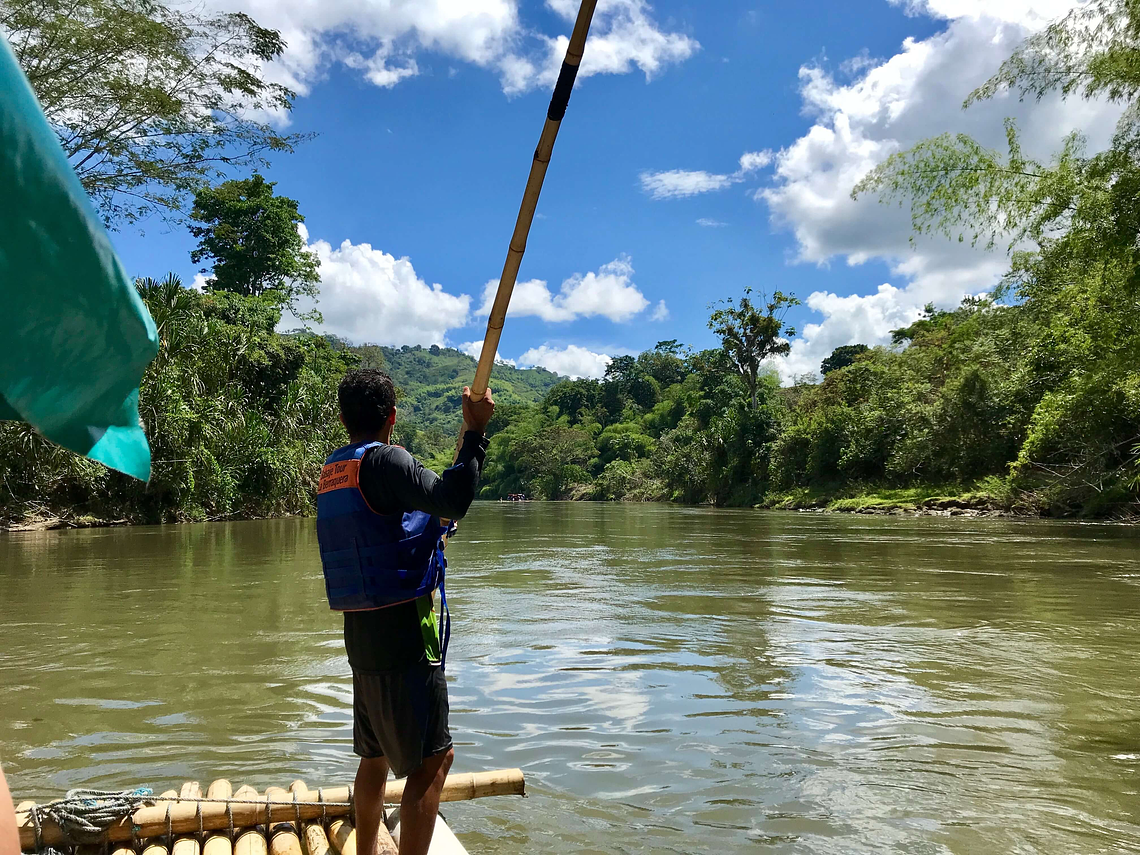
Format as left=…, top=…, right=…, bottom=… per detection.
left=0, top=36, right=158, bottom=480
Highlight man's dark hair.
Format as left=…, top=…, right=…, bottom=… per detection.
left=338, top=369, right=396, bottom=435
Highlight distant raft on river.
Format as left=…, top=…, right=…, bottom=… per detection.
left=16, top=771, right=525, bottom=855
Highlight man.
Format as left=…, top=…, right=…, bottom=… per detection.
left=316, top=369, right=494, bottom=855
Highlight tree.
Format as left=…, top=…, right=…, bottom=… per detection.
left=637, top=340, right=688, bottom=388
left=513, top=425, right=596, bottom=499
left=543, top=379, right=601, bottom=422
left=821, top=344, right=870, bottom=374
left=851, top=0, right=1140, bottom=514
left=1, top=0, right=308, bottom=227
left=601, top=356, right=659, bottom=419
left=708, top=289, right=800, bottom=410
left=189, top=175, right=320, bottom=317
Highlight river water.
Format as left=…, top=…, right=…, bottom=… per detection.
left=2, top=505, right=1139, bottom=853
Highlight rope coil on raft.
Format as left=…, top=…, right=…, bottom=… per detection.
left=25, top=788, right=154, bottom=854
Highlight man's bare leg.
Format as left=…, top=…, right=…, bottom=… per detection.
left=354, top=757, right=389, bottom=855
left=0, top=764, right=19, bottom=855
left=397, top=748, right=454, bottom=855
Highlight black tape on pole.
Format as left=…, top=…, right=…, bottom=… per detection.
left=547, top=61, right=579, bottom=122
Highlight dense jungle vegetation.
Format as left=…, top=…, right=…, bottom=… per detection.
left=2, top=0, right=1139, bottom=522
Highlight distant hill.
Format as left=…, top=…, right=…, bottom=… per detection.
left=326, top=339, right=563, bottom=461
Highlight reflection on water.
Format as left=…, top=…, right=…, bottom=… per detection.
left=2, top=505, right=1140, bottom=853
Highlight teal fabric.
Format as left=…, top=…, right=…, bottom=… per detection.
left=0, top=36, right=158, bottom=480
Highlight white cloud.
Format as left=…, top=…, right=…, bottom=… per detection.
left=478, top=256, right=649, bottom=322
left=517, top=344, right=612, bottom=379
left=749, top=3, right=1122, bottom=381
left=696, top=217, right=728, bottom=227
left=639, top=170, right=735, bottom=199
left=458, top=340, right=516, bottom=367
left=208, top=0, right=696, bottom=101
left=502, top=0, right=699, bottom=95
left=737, top=150, right=773, bottom=172
left=890, top=0, right=1075, bottom=25
left=296, top=224, right=470, bottom=345
left=640, top=148, right=773, bottom=199
left=649, top=300, right=669, bottom=321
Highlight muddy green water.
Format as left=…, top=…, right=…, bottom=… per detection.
left=2, top=505, right=1140, bottom=853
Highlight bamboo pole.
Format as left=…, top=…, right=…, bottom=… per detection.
left=202, top=781, right=234, bottom=855
left=465, top=0, right=598, bottom=406
left=16, top=769, right=524, bottom=849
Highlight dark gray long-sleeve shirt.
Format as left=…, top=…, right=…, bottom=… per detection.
left=356, top=431, right=488, bottom=518
left=344, top=430, right=489, bottom=671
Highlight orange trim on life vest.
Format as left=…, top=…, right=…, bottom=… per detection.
left=318, top=458, right=360, bottom=493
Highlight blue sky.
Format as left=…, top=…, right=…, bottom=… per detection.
left=112, top=0, right=1103, bottom=379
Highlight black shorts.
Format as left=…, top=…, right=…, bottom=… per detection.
left=352, top=660, right=451, bottom=778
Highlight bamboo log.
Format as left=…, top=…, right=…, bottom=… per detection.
left=325, top=821, right=354, bottom=855
left=232, top=791, right=266, bottom=855
left=328, top=813, right=396, bottom=855
left=16, top=769, right=524, bottom=849
left=289, top=782, right=329, bottom=855
left=234, top=830, right=267, bottom=855
left=137, top=790, right=179, bottom=855
left=202, top=781, right=234, bottom=855
left=172, top=781, right=204, bottom=855
left=303, top=825, right=330, bottom=855
left=290, top=784, right=330, bottom=855
left=263, top=788, right=301, bottom=855
left=328, top=819, right=396, bottom=855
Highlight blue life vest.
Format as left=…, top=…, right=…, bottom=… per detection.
left=316, top=442, right=453, bottom=663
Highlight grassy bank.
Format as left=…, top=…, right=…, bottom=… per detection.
left=762, top=479, right=1030, bottom=517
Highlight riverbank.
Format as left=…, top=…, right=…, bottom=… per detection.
left=760, top=481, right=1140, bottom=521
left=0, top=507, right=304, bottom=531
left=4, top=486, right=1136, bottom=530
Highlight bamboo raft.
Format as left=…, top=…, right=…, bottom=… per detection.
left=16, top=770, right=524, bottom=855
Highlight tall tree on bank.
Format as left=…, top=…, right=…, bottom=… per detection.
left=189, top=174, right=321, bottom=319
left=708, top=289, right=799, bottom=410
left=0, top=0, right=307, bottom=227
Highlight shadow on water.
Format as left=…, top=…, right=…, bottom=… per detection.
left=2, top=505, right=1140, bottom=853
